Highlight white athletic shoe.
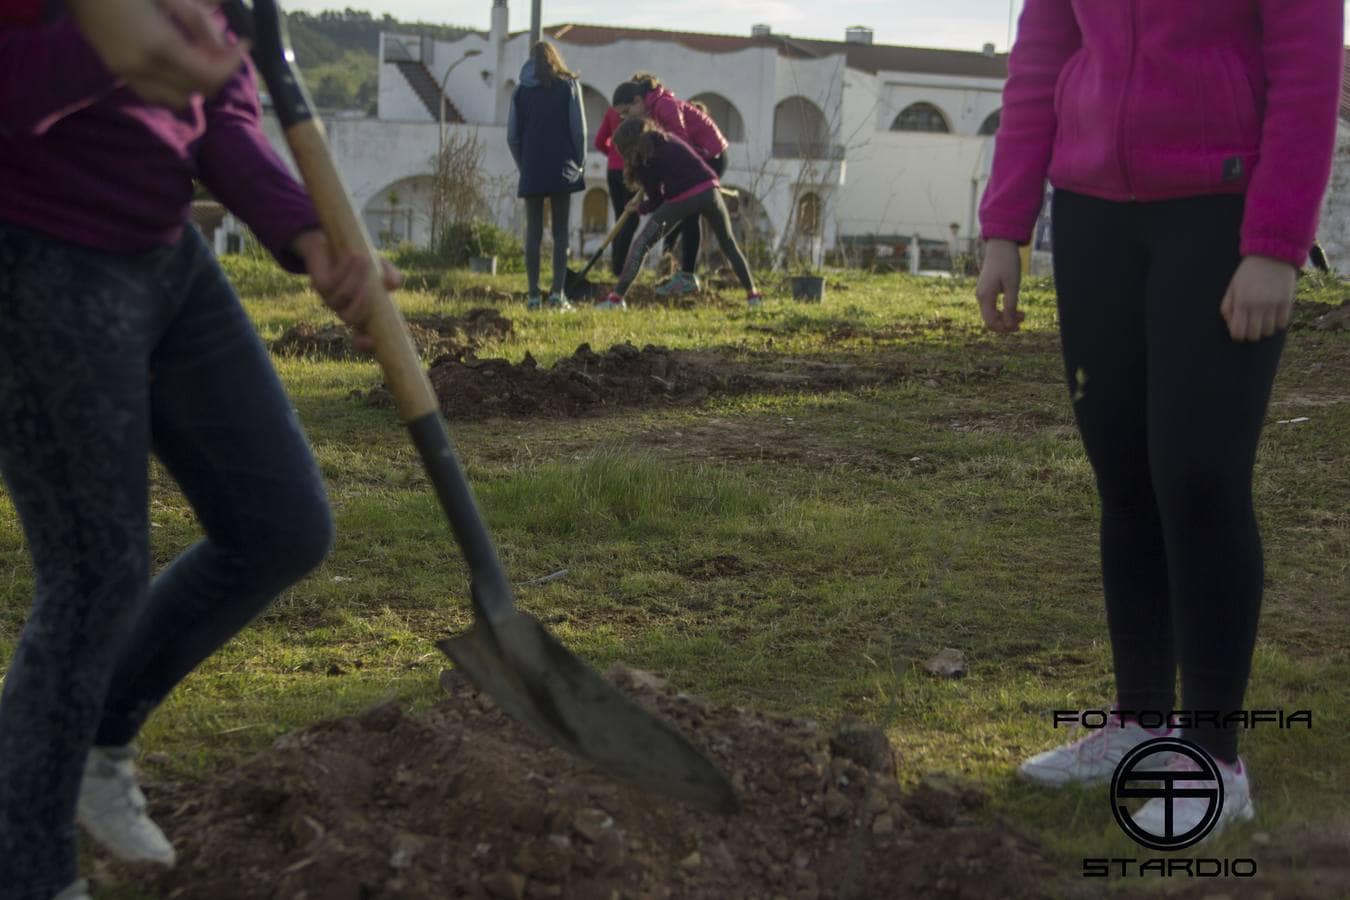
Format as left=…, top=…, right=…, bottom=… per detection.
left=1019, top=720, right=1176, bottom=787
left=1132, top=754, right=1254, bottom=844
left=53, top=879, right=91, bottom=900
left=77, top=745, right=176, bottom=867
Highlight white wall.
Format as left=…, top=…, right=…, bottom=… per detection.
left=1316, top=121, right=1350, bottom=273
left=837, top=132, right=991, bottom=244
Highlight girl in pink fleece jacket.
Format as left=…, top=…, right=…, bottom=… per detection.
left=612, top=73, right=730, bottom=297
left=979, top=0, right=1343, bottom=841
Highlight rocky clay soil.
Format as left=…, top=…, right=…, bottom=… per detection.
left=117, top=666, right=1060, bottom=900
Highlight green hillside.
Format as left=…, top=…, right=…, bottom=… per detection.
left=286, top=8, right=474, bottom=112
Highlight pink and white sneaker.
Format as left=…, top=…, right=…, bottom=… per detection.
left=1131, top=753, right=1255, bottom=844
left=594, top=291, right=627, bottom=311
left=1019, top=717, right=1177, bottom=787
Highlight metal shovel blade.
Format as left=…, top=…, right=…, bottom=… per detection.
left=437, top=613, right=739, bottom=814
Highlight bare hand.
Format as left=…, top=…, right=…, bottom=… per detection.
left=292, top=230, right=403, bottom=355
left=1220, top=256, right=1295, bottom=342
left=68, top=0, right=248, bottom=108
left=975, top=238, right=1026, bottom=333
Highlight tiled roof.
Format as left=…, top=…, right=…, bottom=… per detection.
left=538, top=24, right=1008, bottom=79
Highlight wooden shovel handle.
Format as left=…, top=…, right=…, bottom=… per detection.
left=285, top=122, right=438, bottom=423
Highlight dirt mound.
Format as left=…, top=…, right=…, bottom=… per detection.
left=125, top=666, right=1057, bottom=899
left=400, top=342, right=909, bottom=420
left=273, top=309, right=514, bottom=360
left=1290, top=298, right=1350, bottom=332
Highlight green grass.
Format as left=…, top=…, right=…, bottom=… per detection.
left=2, top=263, right=1346, bottom=895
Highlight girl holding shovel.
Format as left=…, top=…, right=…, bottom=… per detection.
left=610, top=73, right=729, bottom=297
left=597, top=117, right=760, bottom=311
left=977, top=0, right=1342, bottom=841
left=0, top=8, right=398, bottom=899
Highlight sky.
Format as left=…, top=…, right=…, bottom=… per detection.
left=283, top=1, right=1350, bottom=53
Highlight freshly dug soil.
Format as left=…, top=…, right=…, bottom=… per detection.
left=272, top=309, right=514, bottom=360
left=393, top=342, right=915, bottom=421
left=125, top=666, right=1059, bottom=899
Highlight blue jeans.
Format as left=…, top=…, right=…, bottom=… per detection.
left=0, top=223, right=333, bottom=898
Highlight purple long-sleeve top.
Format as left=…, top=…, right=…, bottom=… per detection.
left=0, top=14, right=319, bottom=271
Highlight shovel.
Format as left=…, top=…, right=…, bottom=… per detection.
left=223, top=0, right=738, bottom=815
left=563, top=207, right=634, bottom=300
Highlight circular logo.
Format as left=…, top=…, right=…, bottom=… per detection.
left=1110, top=737, right=1224, bottom=851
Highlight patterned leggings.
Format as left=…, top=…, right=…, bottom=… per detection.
left=0, top=223, right=332, bottom=898
left=615, top=188, right=755, bottom=297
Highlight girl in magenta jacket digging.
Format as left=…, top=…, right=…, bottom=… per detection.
left=611, top=73, right=730, bottom=297
left=977, top=0, right=1343, bottom=841
left=0, top=8, right=399, bottom=899
left=598, top=117, right=760, bottom=311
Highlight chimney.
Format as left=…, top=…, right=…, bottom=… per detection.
left=982, top=42, right=996, bottom=57
left=845, top=26, right=873, bottom=45
left=751, top=23, right=771, bottom=37
left=490, top=0, right=508, bottom=48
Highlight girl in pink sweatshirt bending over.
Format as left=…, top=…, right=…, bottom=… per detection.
left=977, top=0, right=1342, bottom=842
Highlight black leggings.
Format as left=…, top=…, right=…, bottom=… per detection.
left=615, top=187, right=753, bottom=297
left=1052, top=189, right=1285, bottom=763
left=523, top=192, right=571, bottom=295
left=673, top=153, right=727, bottom=273
left=605, top=169, right=641, bottom=277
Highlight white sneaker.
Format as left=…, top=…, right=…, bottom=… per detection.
left=77, top=745, right=176, bottom=867
left=1132, top=754, right=1254, bottom=845
left=1019, top=720, right=1176, bottom=786
left=53, top=879, right=91, bottom=900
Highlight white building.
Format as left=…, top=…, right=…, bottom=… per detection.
left=260, top=2, right=1010, bottom=270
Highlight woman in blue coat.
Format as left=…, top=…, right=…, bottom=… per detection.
left=507, top=41, right=585, bottom=311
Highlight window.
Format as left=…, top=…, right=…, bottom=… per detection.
left=891, top=102, right=950, bottom=133
left=978, top=109, right=1000, bottom=136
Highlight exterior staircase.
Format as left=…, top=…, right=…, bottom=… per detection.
left=393, top=60, right=465, bottom=123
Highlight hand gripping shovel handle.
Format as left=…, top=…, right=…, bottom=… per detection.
left=223, top=0, right=515, bottom=622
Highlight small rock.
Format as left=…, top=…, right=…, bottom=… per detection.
left=593, top=828, right=627, bottom=871
left=923, top=648, right=967, bottom=679
left=388, top=832, right=425, bottom=870
left=679, top=851, right=702, bottom=870
left=1251, top=831, right=1271, bottom=846
left=572, top=808, right=614, bottom=842
left=792, top=849, right=812, bottom=869
left=872, top=814, right=895, bottom=836
left=481, top=871, right=526, bottom=900
left=823, top=789, right=851, bottom=821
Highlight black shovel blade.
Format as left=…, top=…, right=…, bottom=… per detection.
left=437, top=613, right=739, bottom=814
left=562, top=270, right=600, bottom=301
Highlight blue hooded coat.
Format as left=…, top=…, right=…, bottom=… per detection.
left=506, top=60, right=586, bottom=198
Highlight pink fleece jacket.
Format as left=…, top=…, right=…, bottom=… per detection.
left=979, top=0, right=1344, bottom=267
left=644, top=87, right=729, bottom=160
